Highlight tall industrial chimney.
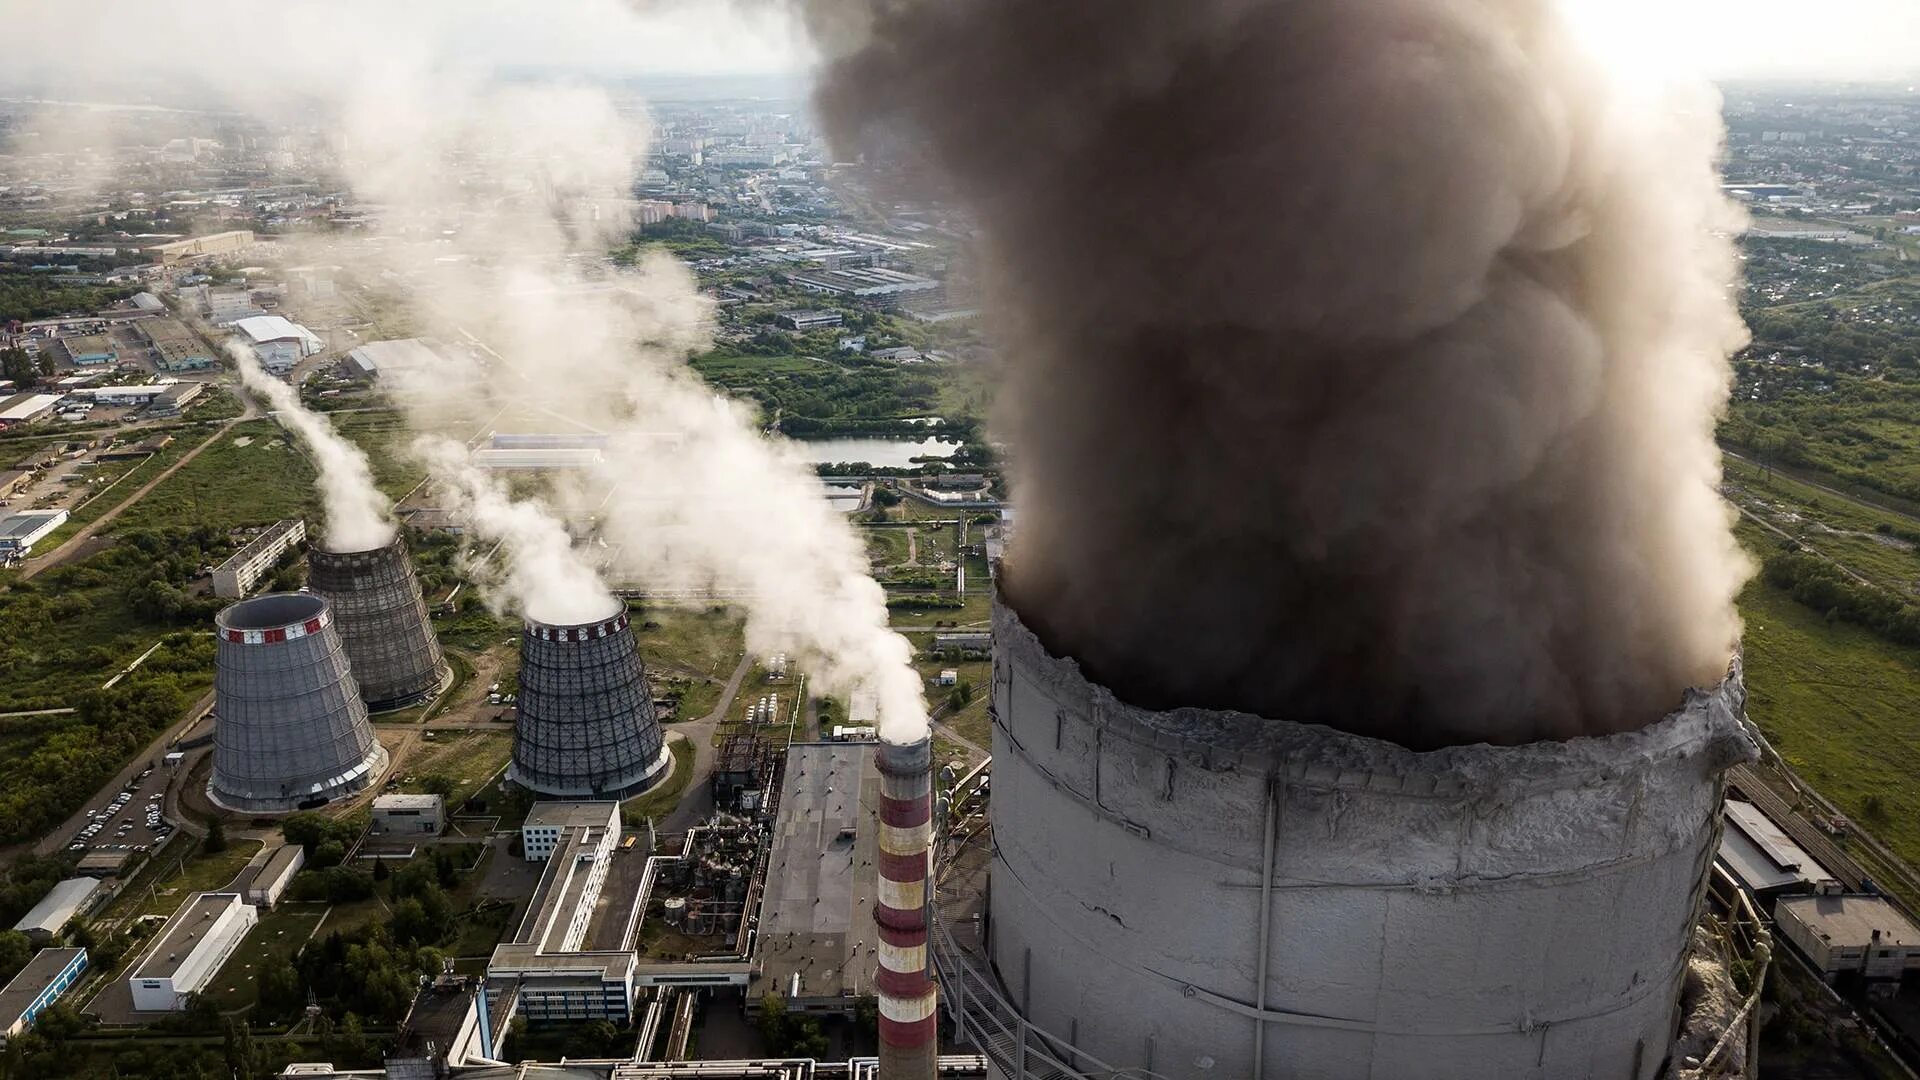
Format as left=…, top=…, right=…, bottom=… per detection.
left=307, top=535, right=449, bottom=712
left=943, top=598, right=1755, bottom=1080
left=876, top=734, right=938, bottom=1080
left=208, top=593, right=389, bottom=813
left=511, top=605, right=673, bottom=799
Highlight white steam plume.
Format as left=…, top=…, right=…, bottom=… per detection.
left=227, top=345, right=395, bottom=553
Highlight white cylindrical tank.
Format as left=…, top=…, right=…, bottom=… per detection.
left=986, top=600, right=1754, bottom=1080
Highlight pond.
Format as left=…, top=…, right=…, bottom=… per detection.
left=793, top=435, right=963, bottom=468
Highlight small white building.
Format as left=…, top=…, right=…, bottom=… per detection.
left=0, top=510, right=69, bottom=557
left=246, top=845, right=306, bottom=909
left=232, top=315, right=323, bottom=374
left=936, top=669, right=959, bottom=687
left=1776, top=894, right=1920, bottom=980
left=128, top=892, right=257, bottom=1011
left=372, top=793, right=445, bottom=837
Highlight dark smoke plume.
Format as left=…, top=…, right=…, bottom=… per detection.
left=804, top=0, right=1751, bottom=747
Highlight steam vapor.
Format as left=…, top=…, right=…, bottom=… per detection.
left=228, top=345, right=395, bottom=553
left=804, top=0, right=1752, bottom=747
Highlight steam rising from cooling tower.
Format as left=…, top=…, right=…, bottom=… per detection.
left=229, top=344, right=395, bottom=553
left=803, top=0, right=1751, bottom=747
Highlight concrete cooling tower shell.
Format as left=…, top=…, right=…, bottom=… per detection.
left=208, top=593, right=388, bottom=814
left=307, top=538, right=449, bottom=712
left=976, top=600, right=1755, bottom=1080
left=510, top=607, right=673, bottom=799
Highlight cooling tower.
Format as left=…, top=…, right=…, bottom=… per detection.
left=510, top=605, right=673, bottom=799
left=208, top=593, right=388, bottom=813
left=957, top=598, right=1754, bottom=1080
left=307, top=537, right=449, bottom=711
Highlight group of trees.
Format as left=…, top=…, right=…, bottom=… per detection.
left=0, top=347, right=54, bottom=389
left=1762, top=549, right=1920, bottom=648
left=0, top=272, right=134, bottom=324
left=757, top=992, right=830, bottom=1059
left=0, top=677, right=187, bottom=844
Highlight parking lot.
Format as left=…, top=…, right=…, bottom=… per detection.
left=65, top=763, right=176, bottom=858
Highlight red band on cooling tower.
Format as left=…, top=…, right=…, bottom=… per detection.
left=879, top=1013, right=937, bottom=1048
left=876, top=920, right=927, bottom=949
left=877, top=848, right=926, bottom=883
left=879, top=792, right=931, bottom=827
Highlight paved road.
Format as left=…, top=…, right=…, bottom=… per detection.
left=18, top=418, right=243, bottom=581
left=660, top=651, right=755, bottom=835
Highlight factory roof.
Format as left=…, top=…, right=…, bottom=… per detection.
left=0, top=948, right=86, bottom=1024
left=13, top=877, right=101, bottom=936
left=130, top=292, right=165, bottom=311
left=0, top=510, right=67, bottom=542
left=0, top=394, right=62, bottom=421
left=374, top=793, right=444, bottom=812
left=472, top=448, right=603, bottom=470
left=346, top=337, right=443, bottom=376
left=256, top=844, right=305, bottom=885
left=524, top=802, right=621, bottom=830
left=232, top=315, right=321, bottom=350
left=758, top=742, right=879, bottom=1003
left=1777, top=894, right=1920, bottom=949
left=1719, top=799, right=1834, bottom=895
left=134, top=893, right=248, bottom=981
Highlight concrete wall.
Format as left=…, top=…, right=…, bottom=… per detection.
left=987, top=601, right=1754, bottom=1080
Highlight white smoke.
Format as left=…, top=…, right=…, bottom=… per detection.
left=227, top=344, right=395, bottom=553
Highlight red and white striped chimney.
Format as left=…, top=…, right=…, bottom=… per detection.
left=875, top=734, right=938, bottom=1079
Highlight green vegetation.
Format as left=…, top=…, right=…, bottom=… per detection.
left=622, top=737, right=695, bottom=825
left=115, top=422, right=316, bottom=531
left=109, top=839, right=264, bottom=920
left=0, top=677, right=196, bottom=844
left=0, top=854, right=76, bottom=926
left=35, top=428, right=215, bottom=549
left=756, top=991, right=829, bottom=1058
left=0, top=272, right=134, bottom=323
left=201, top=906, right=326, bottom=1012
left=396, top=731, right=511, bottom=806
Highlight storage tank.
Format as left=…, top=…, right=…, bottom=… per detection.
left=208, top=593, right=388, bottom=813
left=974, top=598, right=1754, bottom=1080
left=307, top=536, right=448, bottom=711
left=511, top=604, right=673, bottom=798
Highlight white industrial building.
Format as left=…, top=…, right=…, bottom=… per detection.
left=1717, top=798, right=1837, bottom=903
left=13, top=877, right=102, bottom=943
left=232, top=315, right=323, bottom=374
left=489, top=802, right=634, bottom=1022
left=371, top=793, right=445, bottom=837
left=344, top=337, right=442, bottom=380
left=1776, top=894, right=1920, bottom=980
left=0, top=393, right=63, bottom=427
left=70, top=382, right=180, bottom=407
left=0, top=510, right=69, bottom=557
left=212, top=518, right=306, bottom=598
left=472, top=448, right=603, bottom=471
left=128, top=892, right=257, bottom=1011
left=246, top=845, right=306, bottom=909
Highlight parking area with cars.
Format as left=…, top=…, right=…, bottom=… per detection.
left=67, top=765, right=175, bottom=857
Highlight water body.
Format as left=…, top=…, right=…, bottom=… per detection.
left=823, top=482, right=864, bottom=513
left=794, top=435, right=962, bottom=468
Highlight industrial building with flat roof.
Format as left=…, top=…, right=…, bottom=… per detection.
left=489, top=802, right=635, bottom=1021
left=233, top=315, right=323, bottom=374
left=0, top=393, right=62, bottom=427
left=13, top=877, right=102, bottom=943
left=0, top=947, right=87, bottom=1047
left=147, top=230, right=254, bottom=264
left=344, top=337, right=443, bottom=380
left=212, top=518, right=306, bottom=598
left=129, top=892, right=257, bottom=1011
left=139, top=318, right=215, bottom=371
left=59, top=334, right=115, bottom=366
left=753, top=742, right=881, bottom=1015
left=1777, top=894, right=1920, bottom=980
left=788, top=267, right=941, bottom=306
left=372, top=793, right=445, bottom=837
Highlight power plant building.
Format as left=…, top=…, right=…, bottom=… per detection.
left=12, top=877, right=102, bottom=943
left=372, top=793, right=446, bottom=837
left=511, top=608, right=672, bottom=800
left=208, top=593, right=387, bottom=813
left=488, top=802, right=635, bottom=1022
left=0, top=948, right=87, bottom=1048
left=128, top=893, right=257, bottom=1012
left=940, top=599, right=1755, bottom=1080
left=307, top=537, right=449, bottom=711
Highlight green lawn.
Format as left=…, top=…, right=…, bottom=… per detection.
left=114, top=421, right=317, bottom=531
left=106, top=839, right=266, bottom=920
left=1738, top=573, right=1920, bottom=867
left=399, top=730, right=512, bottom=806
left=202, top=905, right=327, bottom=1011
left=623, top=737, right=696, bottom=824
left=1725, top=455, right=1920, bottom=593
left=332, top=409, right=427, bottom=500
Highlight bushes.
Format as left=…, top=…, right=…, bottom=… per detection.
left=1762, top=550, right=1920, bottom=647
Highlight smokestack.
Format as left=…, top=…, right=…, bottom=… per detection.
left=875, top=734, right=937, bottom=1079
left=209, top=593, right=388, bottom=813
left=511, top=604, right=672, bottom=798
left=307, top=535, right=449, bottom=711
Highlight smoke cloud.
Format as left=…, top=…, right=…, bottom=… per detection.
left=227, top=345, right=395, bottom=553
left=803, top=0, right=1751, bottom=747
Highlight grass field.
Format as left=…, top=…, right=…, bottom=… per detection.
left=1738, top=559, right=1920, bottom=868
left=115, top=421, right=317, bottom=531
left=1726, top=455, right=1920, bottom=593
left=398, top=730, right=512, bottom=806
left=332, top=410, right=427, bottom=500
left=631, top=605, right=745, bottom=721
left=107, top=839, right=265, bottom=920
left=202, top=905, right=327, bottom=1011
left=624, top=737, right=696, bottom=824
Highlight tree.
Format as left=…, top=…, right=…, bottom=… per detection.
left=0, top=932, right=29, bottom=982
left=420, top=773, right=456, bottom=800
left=0, top=349, right=34, bottom=390
left=203, top=818, right=228, bottom=854
left=33, top=351, right=52, bottom=379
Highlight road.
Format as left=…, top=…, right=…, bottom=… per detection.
left=17, top=417, right=244, bottom=580
left=660, top=651, right=756, bottom=835
left=28, top=689, right=214, bottom=860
